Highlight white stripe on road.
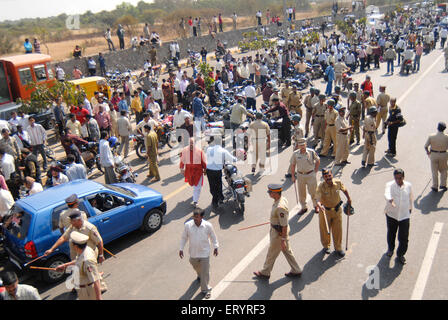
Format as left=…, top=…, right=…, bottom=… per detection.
left=210, top=204, right=300, bottom=300
left=411, top=222, right=444, bottom=300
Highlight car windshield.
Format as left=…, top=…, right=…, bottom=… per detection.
left=0, top=62, right=11, bottom=104
left=102, top=183, right=137, bottom=198
left=4, top=204, right=31, bottom=240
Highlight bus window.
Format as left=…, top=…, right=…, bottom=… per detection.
left=18, top=67, right=33, bottom=85
left=33, top=64, right=47, bottom=82
left=0, top=63, right=11, bottom=104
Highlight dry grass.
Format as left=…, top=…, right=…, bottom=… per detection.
left=2, top=9, right=329, bottom=62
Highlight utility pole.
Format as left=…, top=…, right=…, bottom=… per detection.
left=283, top=0, right=288, bottom=32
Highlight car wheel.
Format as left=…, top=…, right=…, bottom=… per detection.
left=42, top=255, right=70, bottom=283
left=142, top=209, right=163, bottom=233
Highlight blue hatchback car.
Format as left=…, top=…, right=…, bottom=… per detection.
left=2, top=180, right=166, bottom=283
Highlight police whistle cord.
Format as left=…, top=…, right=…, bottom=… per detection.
left=103, top=247, right=117, bottom=258
left=238, top=222, right=270, bottom=231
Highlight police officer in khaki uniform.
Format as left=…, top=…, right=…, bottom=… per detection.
left=335, top=106, right=353, bottom=165
left=248, top=112, right=271, bottom=173
left=320, top=99, right=338, bottom=157
left=287, top=84, right=303, bottom=117
left=362, top=106, right=378, bottom=167
left=285, top=115, right=303, bottom=178
left=304, top=88, right=319, bottom=138
left=56, top=232, right=102, bottom=300
left=290, top=138, right=320, bottom=215
left=253, top=184, right=302, bottom=279
left=424, top=122, right=448, bottom=192
left=45, top=210, right=107, bottom=292
left=280, top=80, right=292, bottom=104
left=348, top=92, right=362, bottom=145
left=312, top=94, right=327, bottom=145
left=316, top=170, right=352, bottom=257
left=376, top=86, right=391, bottom=133
left=362, top=90, right=377, bottom=122
left=59, top=194, right=88, bottom=235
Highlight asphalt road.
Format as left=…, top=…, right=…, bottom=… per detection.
left=4, top=45, right=448, bottom=301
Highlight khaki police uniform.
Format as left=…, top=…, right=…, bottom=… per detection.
left=316, top=179, right=347, bottom=251
left=249, top=119, right=271, bottom=170
left=321, top=108, right=339, bottom=156
left=362, top=115, right=377, bottom=165
left=334, top=61, right=348, bottom=86
left=260, top=196, right=302, bottom=276
left=281, top=86, right=292, bottom=103
left=362, top=97, right=377, bottom=120
left=312, top=101, right=326, bottom=141
left=287, top=91, right=303, bottom=116
left=75, top=246, right=102, bottom=300
left=290, top=148, right=319, bottom=210
left=335, top=114, right=350, bottom=164
left=59, top=209, right=88, bottom=259
left=424, top=131, right=448, bottom=189
left=292, top=125, right=304, bottom=149
left=348, top=99, right=362, bottom=144
left=269, top=92, right=280, bottom=117
left=376, top=92, right=391, bottom=131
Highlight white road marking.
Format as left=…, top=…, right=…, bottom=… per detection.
left=411, top=222, right=444, bottom=300
left=210, top=204, right=300, bottom=300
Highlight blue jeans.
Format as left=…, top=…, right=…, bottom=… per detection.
left=325, top=80, right=333, bottom=96
left=387, top=59, right=394, bottom=73
left=413, top=55, right=421, bottom=71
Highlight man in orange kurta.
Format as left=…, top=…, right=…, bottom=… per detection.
left=180, top=138, right=207, bottom=207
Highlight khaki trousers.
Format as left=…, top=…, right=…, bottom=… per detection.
left=260, top=228, right=302, bottom=276
left=335, top=133, right=349, bottom=164
left=319, top=208, right=343, bottom=251
left=148, top=153, right=160, bottom=180
left=362, top=132, right=376, bottom=165
left=321, top=125, right=337, bottom=156
left=305, top=108, right=313, bottom=135
left=250, top=139, right=267, bottom=169
left=297, top=173, right=317, bottom=209
left=430, top=152, right=448, bottom=188
left=189, top=257, right=211, bottom=293
left=376, top=106, right=388, bottom=131
left=313, top=116, right=325, bottom=141
left=335, top=73, right=342, bottom=86
left=77, top=285, right=97, bottom=300
left=349, top=116, right=360, bottom=143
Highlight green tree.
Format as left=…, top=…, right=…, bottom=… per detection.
left=116, top=15, right=140, bottom=37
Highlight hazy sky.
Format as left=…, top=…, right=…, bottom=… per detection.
left=0, top=0, right=145, bottom=22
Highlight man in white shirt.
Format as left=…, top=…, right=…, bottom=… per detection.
left=8, top=111, right=21, bottom=133
left=0, top=187, right=14, bottom=221
left=27, top=116, right=48, bottom=170
left=147, top=97, right=161, bottom=121
left=24, top=176, right=43, bottom=196
left=384, top=169, right=412, bottom=265
left=65, top=154, right=87, bottom=181
left=1, top=271, right=41, bottom=300
left=136, top=113, right=157, bottom=134
left=244, top=80, right=257, bottom=110
left=179, top=208, right=219, bottom=299
left=99, top=131, right=117, bottom=184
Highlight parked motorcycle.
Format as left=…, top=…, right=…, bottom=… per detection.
left=187, top=50, right=201, bottom=66
left=113, top=155, right=137, bottom=183
left=223, top=164, right=251, bottom=214
left=80, top=141, right=102, bottom=174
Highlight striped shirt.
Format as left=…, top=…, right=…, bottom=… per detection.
left=27, top=123, right=46, bottom=146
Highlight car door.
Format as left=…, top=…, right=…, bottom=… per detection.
left=85, top=192, right=137, bottom=243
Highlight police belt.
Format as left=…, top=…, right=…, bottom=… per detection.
left=328, top=124, right=335, bottom=126
left=324, top=201, right=343, bottom=212
left=315, top=115, right=324, bottom=117
left=298, top=170, right=314, bottom=175
left=338, top=132, right=348, bottom=135
left=79, top=282, right=94, bottom=288
left=431, top=149, right=447, bottom=153
left=271, top=224, right=282, bottom=232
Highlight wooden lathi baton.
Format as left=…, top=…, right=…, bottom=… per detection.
left=29, top=266, right=57, bottom=271
left=238, top=222, right=270, bottom=231
left=103, top=248, right=117, bottom=258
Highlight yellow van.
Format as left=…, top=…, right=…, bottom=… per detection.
left=69, top=76, right=111, bottom=101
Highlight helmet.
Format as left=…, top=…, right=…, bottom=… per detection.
left=343, top=203, right=354, bottom=216
left=291, top=114, right=301, bottom=122
left=108, top=136, right=119, bottom=148
left=368, top=106, right=378, bottom=114
left=267, top=82, right=274, bottom=88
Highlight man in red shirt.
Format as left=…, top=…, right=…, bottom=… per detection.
left=110, top=91, right=121, bottom=112
left=361, top=75, right=374, bottom=97
left=218, top=13, right=223, bottom=32
left=71, top=105, right=89, bottom=125
left=195, top=73, right=205, bottom=91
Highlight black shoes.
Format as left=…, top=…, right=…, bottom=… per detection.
left=397, top=256, right=406, bottom=265
left=440, top=186, right=447, bottom=192
left=431, top=187, right=438, bottom=192
left=336, top=250, right=346, bottom=257
left=297, top=208, right=308, bottom=215
left=386, top=250, right=393, bottom=258
left=322, top=248, right=330, bottom=254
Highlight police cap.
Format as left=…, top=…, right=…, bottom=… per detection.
left=368, top=106, right=378, bottom=114
left=327, top=99, right=335, bottom=106
left=296, top=137, right=306, bottom=145
left=267, top=184, right=283, bottom=193
left=318, top=94, right=326, bottom=100
left=65, top=194, right=78, bottom=205
left=70, top=231, right=89, bottom=245
left=291, top=114, right=301, bottom=122
left=349, top=92, right=357, bottom=98
left=69, top=209, right=83, bottom=220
